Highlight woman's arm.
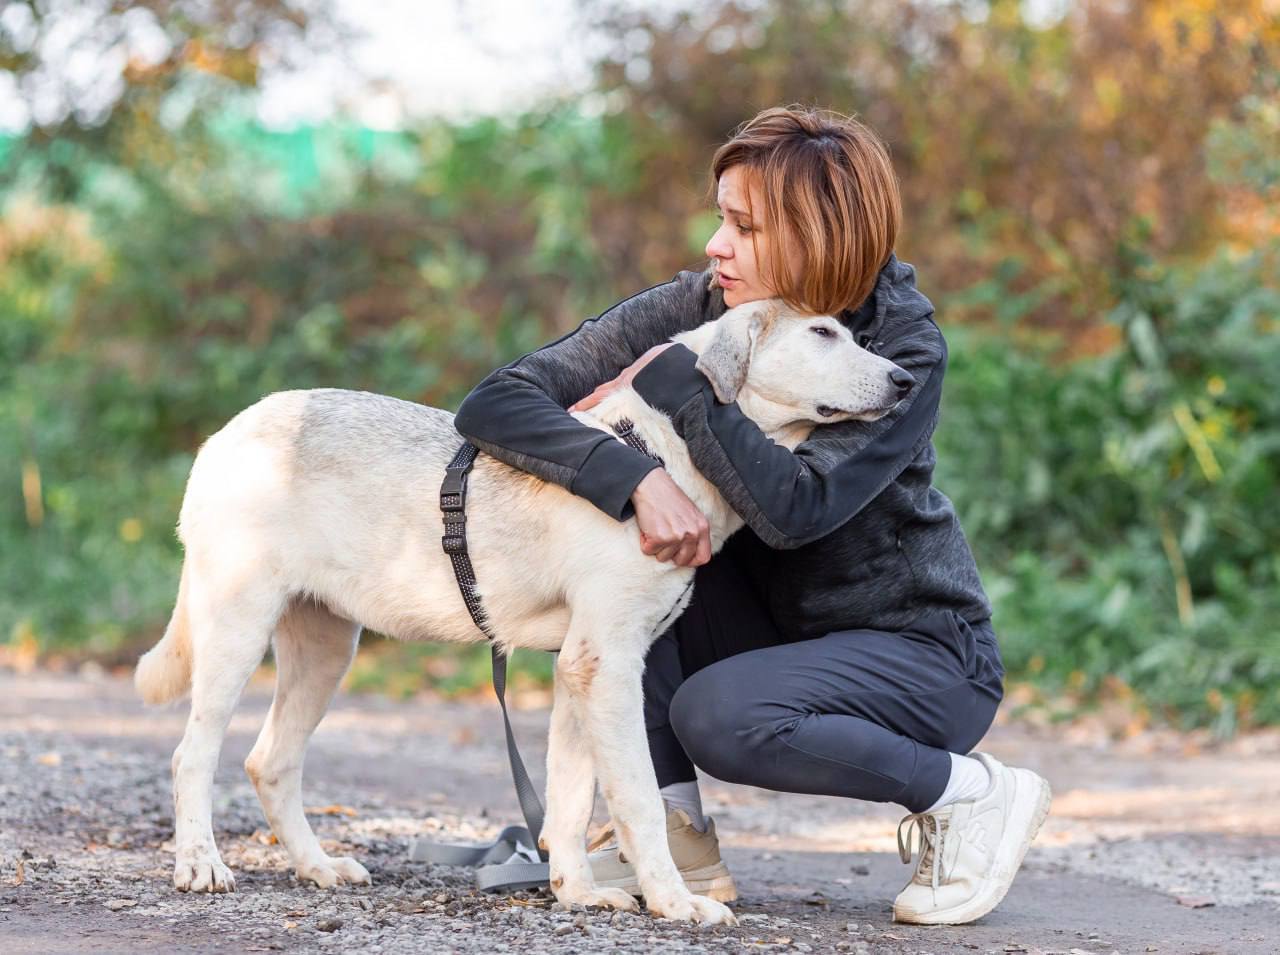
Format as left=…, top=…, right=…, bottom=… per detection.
left=627, top=319, right=947, bottom=550
left=452, top=268, right=716, bottom=521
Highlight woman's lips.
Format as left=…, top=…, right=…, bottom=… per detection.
left=718, top=273, right=740, bottom=287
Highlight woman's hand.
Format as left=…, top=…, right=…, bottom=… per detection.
left=567, top=342, right=676, bottom=412
left=631, top=468, right=712, bottom=567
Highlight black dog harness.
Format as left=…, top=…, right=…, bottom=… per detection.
left=418, top=420, right=665, bottom=891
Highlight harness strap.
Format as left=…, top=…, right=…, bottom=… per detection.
left=412, top=439, right=548, bottom=890
left=417, top=426, right=667, bottom=892
left=612, top=417, right=665, bottom=468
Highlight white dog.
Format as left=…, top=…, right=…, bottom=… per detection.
left=134, top=298, right=908, bottom=925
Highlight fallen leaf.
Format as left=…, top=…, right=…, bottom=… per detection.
left=36, top=752, right=61, bottom=767
left=1175, top=896, right=1215, bottom=908
left=305, top=805, right=358, bottom=817
left=11, top=859, right=24, bottom=886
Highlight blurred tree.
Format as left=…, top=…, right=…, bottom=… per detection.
left=0, top=0, right=349, bottom=195
left=573, top=0, right=1279, bottom=341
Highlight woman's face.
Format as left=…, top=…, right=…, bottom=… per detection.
left=705, top=165, right=797, bottom=308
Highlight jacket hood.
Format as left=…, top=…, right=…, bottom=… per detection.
left=843, top=252, right=936, bottom=346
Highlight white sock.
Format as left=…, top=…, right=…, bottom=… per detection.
left=924, top=753, right=993, bottom=813
left=660, top=780, right=708, bottom=832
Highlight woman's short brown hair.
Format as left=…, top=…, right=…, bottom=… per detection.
left=709, top=105, right=902, bottom=316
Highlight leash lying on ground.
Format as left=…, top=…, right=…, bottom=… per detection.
left=412, top=425, right=670, bottom=892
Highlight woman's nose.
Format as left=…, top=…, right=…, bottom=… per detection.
left=705, top=224, right=733, bottom=261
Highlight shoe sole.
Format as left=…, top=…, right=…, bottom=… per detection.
left=595, top=863, right=739, bottom=903
left=893, top=770, right=1053, bottom=925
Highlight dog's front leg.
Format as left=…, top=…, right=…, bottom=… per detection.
left=582, top=646, right=736, bottom=926
left=540, top=651, right=639, bottom=912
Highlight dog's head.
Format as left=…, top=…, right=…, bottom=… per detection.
left=687, top=299, right=913, bottom=426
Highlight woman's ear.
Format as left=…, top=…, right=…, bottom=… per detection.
left=695, top=300, right=777, bottom=403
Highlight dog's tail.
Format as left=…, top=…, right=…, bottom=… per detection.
left=135, top=561, right=194, bottom=705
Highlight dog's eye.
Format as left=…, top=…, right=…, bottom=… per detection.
left=811, top=325, right=835, bottom=338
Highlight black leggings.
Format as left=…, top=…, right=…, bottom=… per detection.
left=643, top=532, right=1006, bottom=814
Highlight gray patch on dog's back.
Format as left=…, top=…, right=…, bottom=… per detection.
left=285, top=388, right=461, bottom=477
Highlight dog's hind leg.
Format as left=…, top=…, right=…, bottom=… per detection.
left=245, top=597, right=367, bottom=889
left=540, top=648, right=639, bottom=912
left=171, top=567, right=285, bottom=893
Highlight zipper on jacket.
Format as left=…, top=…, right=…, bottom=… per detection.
left=895, top=529, right=921, bottom=588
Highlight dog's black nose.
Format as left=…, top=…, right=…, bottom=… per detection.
left=889, top=368, right=915, bottom=397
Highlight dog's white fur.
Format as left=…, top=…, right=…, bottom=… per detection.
left=134, top=298, right=906, bottom=924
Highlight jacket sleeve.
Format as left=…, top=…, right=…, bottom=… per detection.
left=452, top=270, right=711, bottom=521
left=629, top=319, right=947, bottom=549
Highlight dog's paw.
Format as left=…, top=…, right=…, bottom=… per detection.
left=174, top=852, right=236, bottom=894
left=554, top=885, right=641, bottom=913
left=646, top=889, right=736, bottom=925
left=297, top=856, right=371, bottom=889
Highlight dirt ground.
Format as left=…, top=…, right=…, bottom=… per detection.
left=1, top=669, right=1277, bottom=955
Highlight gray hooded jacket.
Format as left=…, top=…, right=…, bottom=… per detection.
left=453, top=255, right=992, bottom=640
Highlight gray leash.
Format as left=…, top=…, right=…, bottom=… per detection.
left=415, top=426, right=669, bottom=892
left=410, top=440, right=549, bottom=891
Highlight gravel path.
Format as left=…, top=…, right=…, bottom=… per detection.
left=2, top=669, right=1277, bottom=954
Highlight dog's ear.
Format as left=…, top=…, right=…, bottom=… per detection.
left=695, top=300, right=777, bottom=403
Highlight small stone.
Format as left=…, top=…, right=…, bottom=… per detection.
left=316, top=918, right=343, bottom=932
left=573, top=915, right=587, bottom=929
left=434, top=893, right=449, bottom=904
left=554, top=923, right=575, bottom=936
left=104, top=899, right=137, bottom=911
left=845, top=921, right=859, bottom=933
left=357, top=898, right=373, bottom=911
left=1175, top=896, right=1215, bottom=909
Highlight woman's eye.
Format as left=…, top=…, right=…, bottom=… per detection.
left=716, top=211, right=752, bottom=235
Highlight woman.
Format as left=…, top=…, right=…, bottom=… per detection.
left=452, top=105, right=1051, bottom=925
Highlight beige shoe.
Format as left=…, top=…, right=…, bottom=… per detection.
left=893, top=751, right=1052, bottom=925
left=587, top=808, right=738, bottom=902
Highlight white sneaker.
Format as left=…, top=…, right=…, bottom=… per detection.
left=892, top=751, right=1051, bottom=924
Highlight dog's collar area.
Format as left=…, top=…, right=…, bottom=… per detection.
left=611, top=417, right=665, bottom=467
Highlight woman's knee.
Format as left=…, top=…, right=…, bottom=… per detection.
left=667, top=663, right=781, bottom=784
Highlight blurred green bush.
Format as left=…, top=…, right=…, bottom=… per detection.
left=935, top=237, right=1280, bottom=734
